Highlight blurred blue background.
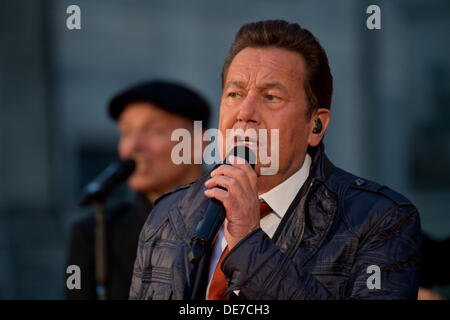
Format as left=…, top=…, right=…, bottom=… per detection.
left=0, top=0, right=449, bottom=299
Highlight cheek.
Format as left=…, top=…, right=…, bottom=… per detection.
left=217, top=126, right=237, bottom=161
left=219, top=106, right=241, bottom=153
left=269, top=118, right=307, bottom=154
left=218, top=112, right=227, bottom=133
left=118, top=139, right=130, bottom=159
left=151, top=138, right=177, bottom=160
left=218, top=102, right=239, bottom=129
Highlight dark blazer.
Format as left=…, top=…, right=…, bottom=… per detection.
left=130, top=143, right=422, bottom=300
left=66, top=193, right=151, bottom=299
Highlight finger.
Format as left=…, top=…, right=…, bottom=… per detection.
left=204, top=175, right=245, bottom=195
left=204, top=187, right=253, bottom=224
left=227, top=155, right=256, bottom=174
left=211, top=157, right=253, bottom=177
left=204, top=188, right=237, bottom=214
left=211, top=161, right=257, bottom=193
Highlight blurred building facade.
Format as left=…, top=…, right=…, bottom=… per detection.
left=0, top=0, right=449, bottom=299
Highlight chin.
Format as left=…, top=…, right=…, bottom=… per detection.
left=127, top=177, right=155, bottom=193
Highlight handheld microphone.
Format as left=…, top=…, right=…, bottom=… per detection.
left=189, top=145, right=256, bottom=264
left=78, top=159, right=136, bottom=207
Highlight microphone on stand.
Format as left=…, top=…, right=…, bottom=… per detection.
left=77, top=158, right=135, bottom=300
left=189, top=145, right=256, bottom=264
left=78, top=159, right=136, bottom=207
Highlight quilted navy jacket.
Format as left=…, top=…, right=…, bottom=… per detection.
left=129, top=143, right=421, bottom=300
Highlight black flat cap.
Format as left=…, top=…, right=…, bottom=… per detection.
left=108, top=80, right=211, bottom=127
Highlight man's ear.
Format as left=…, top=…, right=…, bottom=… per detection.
left=307, top=108, right=331, bottom=147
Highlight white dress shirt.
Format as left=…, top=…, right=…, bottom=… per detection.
left=205, top=153, right=312, bottom=298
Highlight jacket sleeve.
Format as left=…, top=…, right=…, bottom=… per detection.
left=221, top=229, right=336, bottom=300
left=221, top=204, right=421, bottom=300
left=345, top=204, right=421, bottom=299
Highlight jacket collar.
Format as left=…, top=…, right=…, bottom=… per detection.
left=307, top=141, right=335, bottom=183
left=288, top=141, right=338, bottom=267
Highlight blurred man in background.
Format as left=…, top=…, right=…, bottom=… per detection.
left=66, top=80, right=211, bottom=299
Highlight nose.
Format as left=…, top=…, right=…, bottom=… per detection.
left=237, top=93, right=259, bottom=124
left=122, top=131, right=147, bottom=159
left=132, top=132, right=148, bottom=153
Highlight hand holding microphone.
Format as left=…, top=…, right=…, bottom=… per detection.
left=189, top=146, right=259, bottom=264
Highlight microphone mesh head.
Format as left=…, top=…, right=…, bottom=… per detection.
left=225, top=146, right=256, bottom=169
left=118, top=158, right=136, bottom=177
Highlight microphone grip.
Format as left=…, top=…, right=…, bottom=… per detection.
left=189, top=198, right=226, bottom=264
left=189, top=145, right=256, bottom=264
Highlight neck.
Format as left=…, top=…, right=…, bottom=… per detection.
left=257, top=157, right=307, bottom=195
left=145, top=192, right=160, bottom=205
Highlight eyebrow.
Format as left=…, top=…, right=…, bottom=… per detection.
left=223, top=80, right=246, bottom=91
left=260, top=82, right=288, bottom=92
left=223, top=80, right=288, bottom=92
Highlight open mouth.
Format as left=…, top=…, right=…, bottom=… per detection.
left=135, top=159, right=150, bottom=172
left=234, top=136, right=257, bottom=147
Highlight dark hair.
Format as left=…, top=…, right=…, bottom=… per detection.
left=222, top=20, right=333, bottom=119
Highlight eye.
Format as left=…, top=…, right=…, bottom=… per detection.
left=265, top=94, right=279, bottom=101
left=150, top=127, right=165, bottom=135
left=119, top=127, right=132, bottom=137
left=228, top=92, right=241, bottom=98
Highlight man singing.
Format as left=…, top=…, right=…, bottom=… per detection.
left=66, top=80, right=210, bottom=299
left=130, top=20, right=421, bottom=300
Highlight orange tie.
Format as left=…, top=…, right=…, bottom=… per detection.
left=208, top=201, right=272, bottom=300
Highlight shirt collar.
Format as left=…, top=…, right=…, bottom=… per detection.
left=259, top=153, right=311, bottom=219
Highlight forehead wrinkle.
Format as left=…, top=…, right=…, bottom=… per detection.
left=226, top=69, right=290, bottom=93
left=224, top=79, right=247, bottom=91
left=259, top=82, right=288, bottom=95
left=224, top=48, right=306, bottom=99
left=258, top=57, right=304, bottom=85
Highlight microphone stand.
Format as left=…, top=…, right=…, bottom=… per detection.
left=94, top=201, right=107, bottom=300
left=78, top=159, right=136, bottom=300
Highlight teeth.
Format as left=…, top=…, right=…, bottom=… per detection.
left=236, top=137, right=255, bottom=145
left=237, top=140, right=254, bottom=145
left=136, top=161, right=148, bottom=170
